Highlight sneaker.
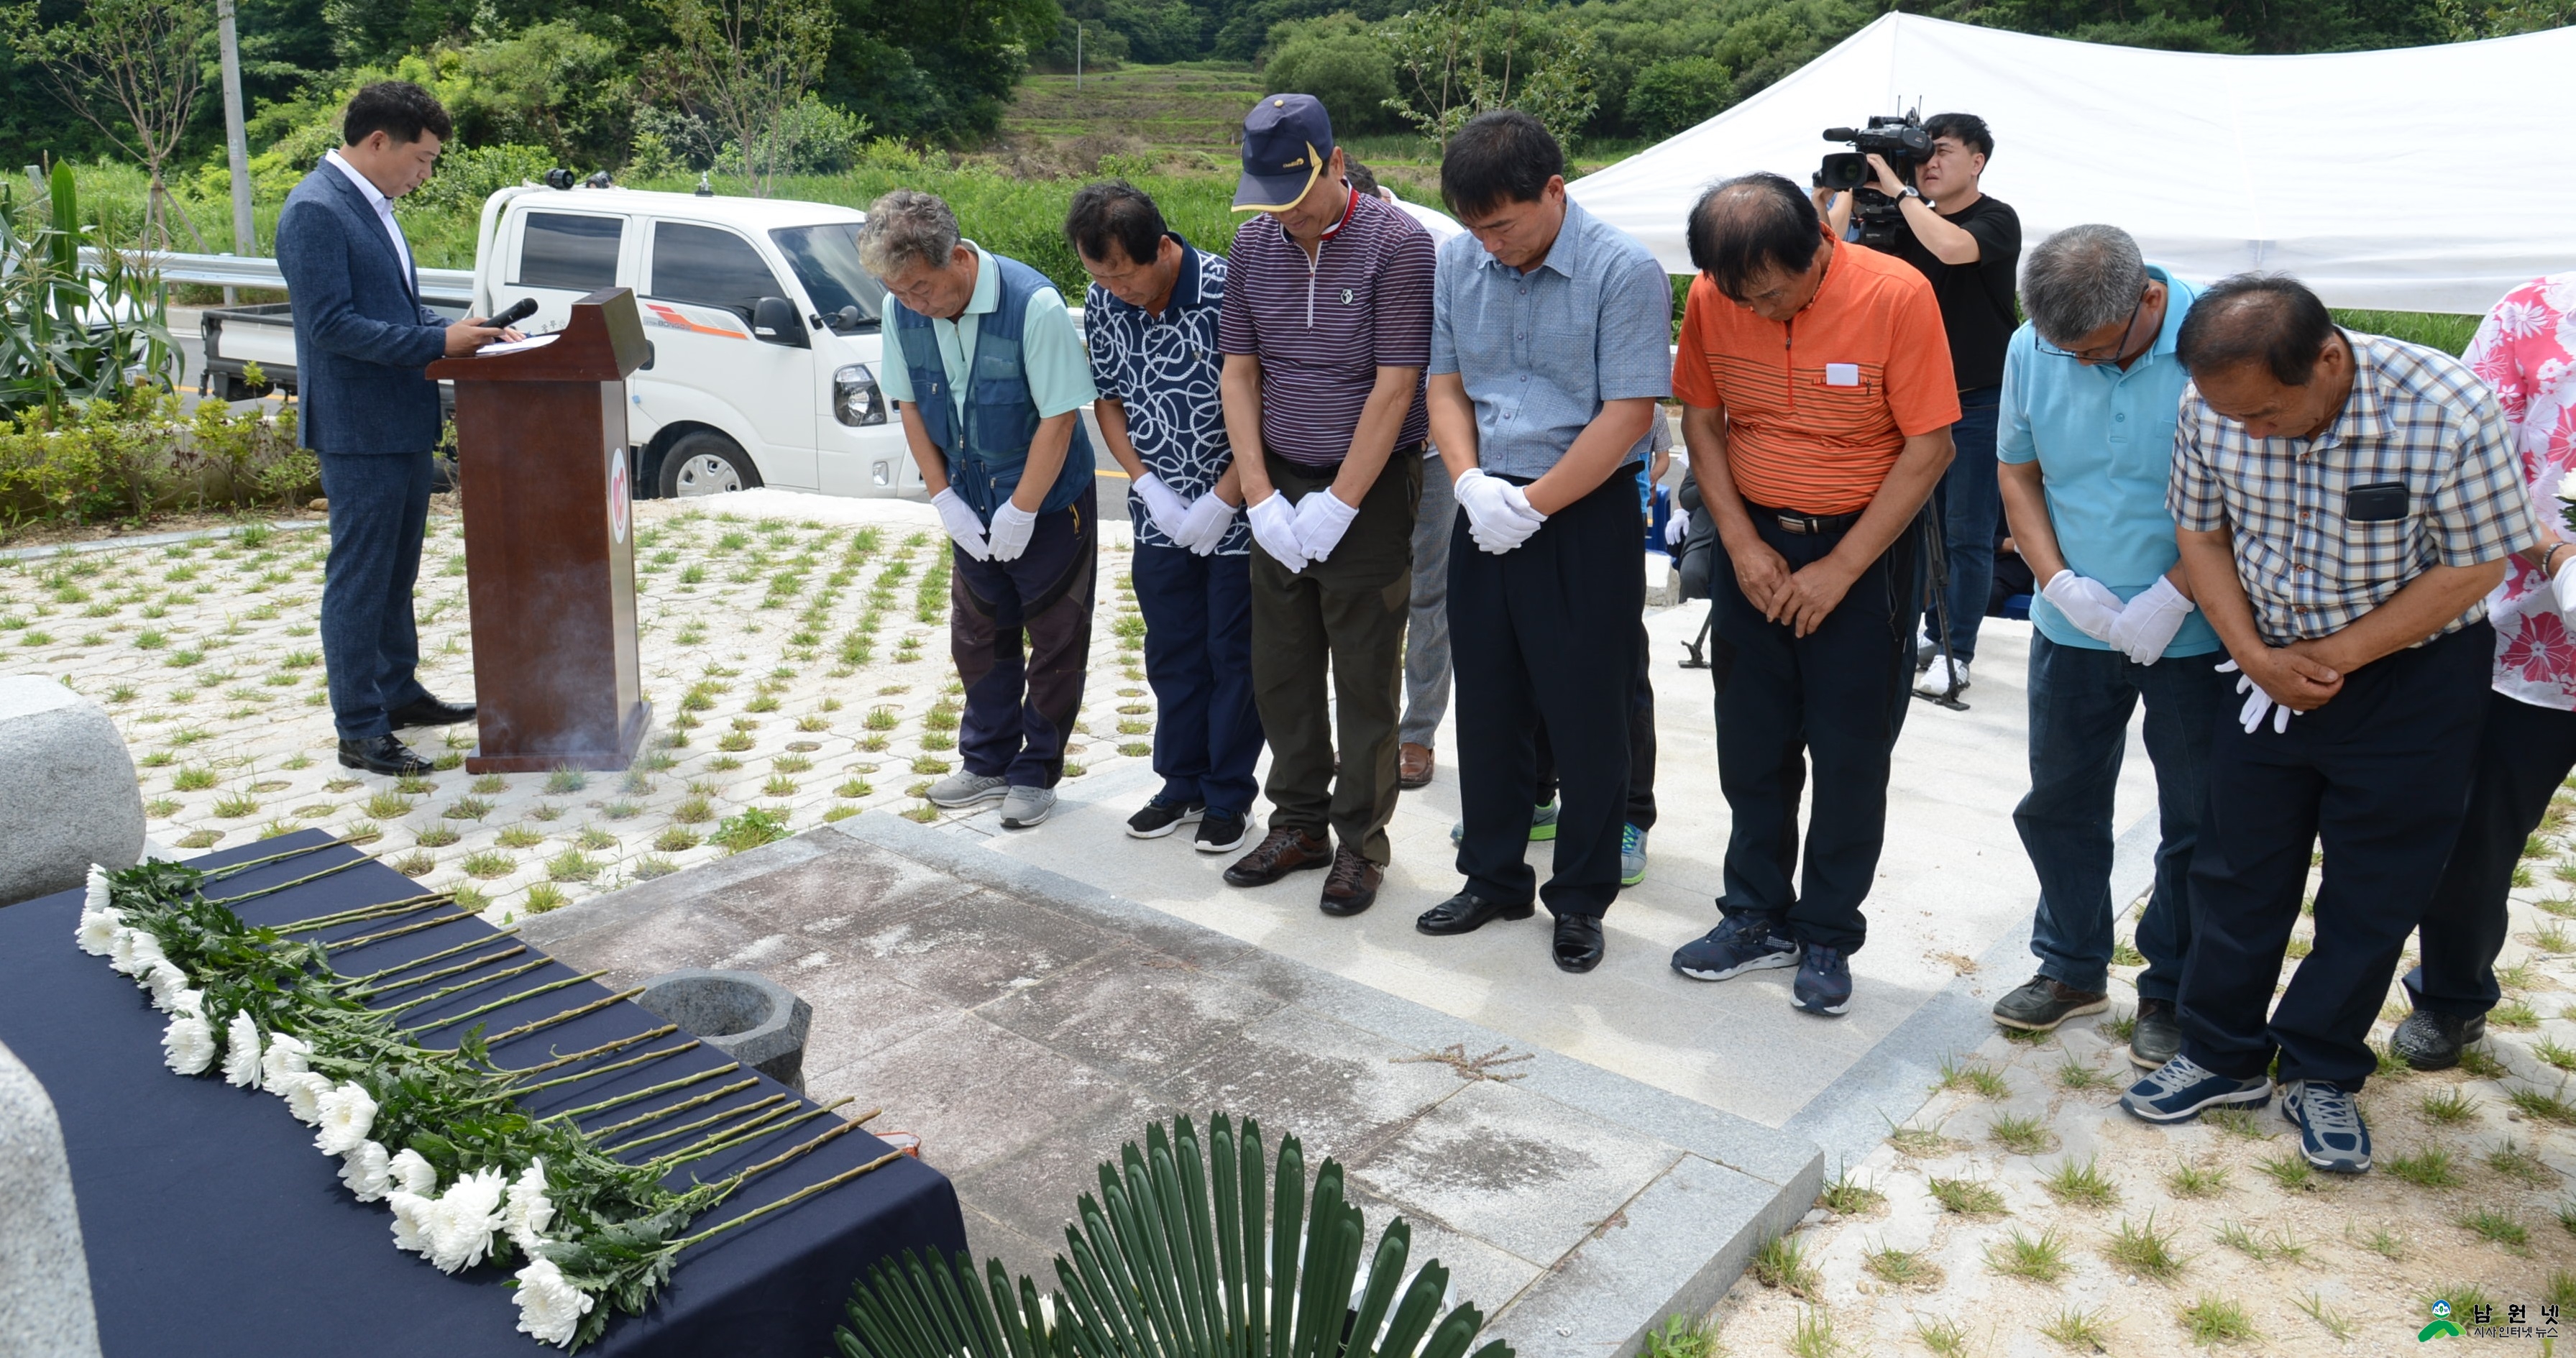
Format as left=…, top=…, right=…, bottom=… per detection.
left=1451, top=800, right=1562, bottom=847
left=2120, top=1055, right=2270, bottom=1124
left=1671, top=913, right=1800, bottom=981
left=927, top=771, right=1009, bottom=808
left=1915, top=655, right=1971, bottom=697
left=1991, top=973, right=2110, bottom=1032
left=2282, top=1080, right=2373, bottom=1173
left=1125, top=798, right=1204, bottom=839
left=1619, top=825, right=1647, bottom=886
left=1194, top=810, right=1249, bottom=854
left=2390, top=1007, right=2485, bottom=1071
left=997, top=785, right=1055, bottom=830
left=1792, top=945, right=1853, bottom=1016
left=2130, top=998, right=2183, bottom=1069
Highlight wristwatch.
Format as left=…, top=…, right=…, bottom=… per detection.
left=1897, top=185, right=1924, bottom=202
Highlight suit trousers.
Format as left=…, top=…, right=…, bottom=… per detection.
left=950, top=486, right=1096, bottom=788
left=318, top=449, right=437, bottom=740
left=1132, top=542, right=1264, bottom=820
left=1398, top=454, right=1455, bottom=748
left=1452, top=469, right=1644, bottom=917
left=2180, top=623, right=2490, bottom=1091
left=2406, top=688, right=2576, bottom=1017
left=1531, top=620, right=1659, bottom=831
left=1250, top=451, right=1420, bottom=865
left=1708, top=511, right=1923, bottom=954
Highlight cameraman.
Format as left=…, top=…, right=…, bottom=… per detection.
left=1824, top=113, right=2020, bottom=697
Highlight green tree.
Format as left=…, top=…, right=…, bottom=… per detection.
left=1622, top=53, right=1727, bottom=137
left=648, top=0, right=837, bottom=194
left=1263, top=14, right=1398, bottom=132
left=1381, top=0, right=1597, bottom=147
left=452, top=20, right=635, bottom=168
left=6, top=0, right=214, bottom=249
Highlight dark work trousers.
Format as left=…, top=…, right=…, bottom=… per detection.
left=1531, top=619, right=1659, bottom=830
left=2017, top=636, right=2229, bottom=1000
left=318, top=449, right=437, bottom=741
left=2179, top=623, right=2492, bottom=1091
left=950, top=485, right=1096, bottom=789
left=1132, top=541, right=1265, bottom=820
left=2407, top=688, right=2576, bottom=1018
left=1452, top=467, right=1645, bottom=916
left=1923, top=387, right=2002, bottom=662
left=1251, top=451, right=1421, bottom=865
left=1709, top=510, right=1923, bottom=953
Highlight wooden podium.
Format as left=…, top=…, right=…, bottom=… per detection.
left=429, top=288, right=651, bottom=773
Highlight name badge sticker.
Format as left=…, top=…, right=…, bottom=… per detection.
left=1824, top=363, right=1861, bottom=387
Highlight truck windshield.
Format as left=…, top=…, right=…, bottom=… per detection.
left=771, top=224, right=886, bottom=331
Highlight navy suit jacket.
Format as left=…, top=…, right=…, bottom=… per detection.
left=273, top=165, right=449, bottom=455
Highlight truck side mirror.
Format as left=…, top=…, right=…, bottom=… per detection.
left=751, top=296, right=807, bottom=348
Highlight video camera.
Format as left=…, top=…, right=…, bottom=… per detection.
left=1815, top=113, right=1932, bottom=250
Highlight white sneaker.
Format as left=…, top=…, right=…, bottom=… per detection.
left=999, top=785, right=1055, bottom=829
left=927, top=771, right=1009, bottom=807
left=1915, top=655, right=1971, bottom=697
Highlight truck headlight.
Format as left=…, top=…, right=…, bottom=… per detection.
left=833, top=363, right=886, bottom=427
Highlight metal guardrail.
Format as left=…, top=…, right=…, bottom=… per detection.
left=82, top=247, right=476, bottom=306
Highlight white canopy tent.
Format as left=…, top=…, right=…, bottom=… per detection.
left=1566, top=14, right=2576, bottom=314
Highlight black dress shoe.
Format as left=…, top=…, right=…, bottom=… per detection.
left=338, top=733, right=433, bottom=776
left=1553, top=914, right=1605, bottom=973
left=2391, top=1007, right=2486, bottom=1070
left=388, top=694, right=477, bottom=727
left=1416, top=891, right=1534, bottom=935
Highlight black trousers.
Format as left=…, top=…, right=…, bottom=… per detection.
left=1709, top=510, right=1922, bottom=953
left=2408, top=688, right=2576, bottom=1017
left=1532, top=620, right=1659, bottom=831
left=1452, top=467, right=1644, bottom=916
left=2180, top=623, right=2491, bottom=1091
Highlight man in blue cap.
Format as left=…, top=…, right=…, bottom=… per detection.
left=1215, top=93, right=1437, bottom=918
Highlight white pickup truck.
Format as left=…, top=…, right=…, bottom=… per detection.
left=201, top=183, right=930, bottom=501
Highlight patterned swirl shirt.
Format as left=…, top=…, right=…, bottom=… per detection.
left=2466, top=273, right=2576, bottom=710
left=2168, top=331, right=2541, bottom=648
left=1085, top=238, right=1247, bottom=554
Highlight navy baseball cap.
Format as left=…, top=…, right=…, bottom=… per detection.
left=1234, top=94, right=1336, bottom=213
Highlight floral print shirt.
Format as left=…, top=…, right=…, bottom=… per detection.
left=2468, top=274, right=2576, bottom=710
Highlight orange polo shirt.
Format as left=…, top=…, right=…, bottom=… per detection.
left=1671, top=236, right=1961, bottom=515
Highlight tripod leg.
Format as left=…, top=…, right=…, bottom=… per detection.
left=1680, top=602, right=1714, bottom=669
left=1917, top=503, right=1967, bottom=705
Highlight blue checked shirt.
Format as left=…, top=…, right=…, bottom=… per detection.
left=1429, top=198, right=1674, bottom=480
left=1085, top=238, right=1247, bottom=554
left=2168, top=331, right=2541, bottom=648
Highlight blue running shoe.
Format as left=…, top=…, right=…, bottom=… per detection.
left=1451, top=801, right=1562, bottom=847
left=2282, top=1081, right=2373, bottom=1173
left=1619, top=824, right=1647, bottom=886
left=1671, top=914, right=1799, bottom=981
left=1792, top=945, right=1853, bottom=1016
left=2119, top=1055, right=2271, bottom=1124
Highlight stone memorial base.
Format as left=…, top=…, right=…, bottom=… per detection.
left=0, top=676, right=144, bottom=909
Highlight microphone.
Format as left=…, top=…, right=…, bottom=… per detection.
left=489, top=297, right=538, bottom=329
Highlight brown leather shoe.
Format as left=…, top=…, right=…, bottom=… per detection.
left=1319, top=844, right=1383, bottom=917
left=1223, top=827, right=1332, bottom=887
left=1398, top=742, right=1435, bottom=790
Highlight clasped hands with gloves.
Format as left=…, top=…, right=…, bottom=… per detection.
left=1452, top=468, right=1546, bottom=554
left=1133, top=472, right=1238, bottom=556
left=930, top=487, right=1040, bottom=563
left=2043, top=569, right=2196, bottom=668
left=1242, top=480, right=1373, bottom=572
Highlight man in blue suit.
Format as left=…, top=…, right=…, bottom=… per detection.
left=275, top=81, right=515, bottom=776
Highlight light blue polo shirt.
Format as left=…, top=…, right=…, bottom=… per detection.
left=1997, top=265, right=2219, bottom=656
left=877, top=241, right=1096, bottom=423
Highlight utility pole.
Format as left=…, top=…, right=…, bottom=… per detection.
left=1076, top=22, right=1083, bottom=92
left=216, top=0, right=254, bottom=298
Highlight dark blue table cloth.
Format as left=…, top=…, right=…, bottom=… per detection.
left=0, top=830, right=966, bottom=1357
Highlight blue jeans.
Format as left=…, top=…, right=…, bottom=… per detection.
left=318, top=449, right=436, bottom=740
left=2016, top=636, right=2228, bottom=999
left=1132, top=542, right=1264, bottom=819
left=1922, top=388, right=2001, bottom=662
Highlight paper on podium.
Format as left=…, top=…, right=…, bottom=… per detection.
left=475, top=332, right=559, bottom=357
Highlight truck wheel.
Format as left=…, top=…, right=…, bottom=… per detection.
left=658, top=431, right=761, bottom=498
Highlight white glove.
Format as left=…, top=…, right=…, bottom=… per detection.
left=2552, top=550, right=2576, bottom=619
left=1293, top=485, right=1361, bottom=561
left=1175, top=492, right=1237, bottom=556
left=1247, top=492, right=1309, bottom=571
left=1454, top=468, right=1546, bottom=554
left=931, top=487, right=991, bottom=561
left=2042, top=569, right=2127, bottom=642
left=2215, top=659, right=2293, bottom=734
left=1132, top=472, right=1191, bottom=538
left=1664, top=507, right=1690, bottom=547
left=2106, top=575, right=2196, bottom=666
left=986, top=500, right=1037, bottom=562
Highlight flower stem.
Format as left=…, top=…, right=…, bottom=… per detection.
left=201, top=835, right=365, bottom=882
left=207, top=852, right=375, bottom=907
left=278, top=891, right=450, bottom=933
left=331, top=928, right=520, bottom=988
left=489, top=1024, right=679, bottom=1081
left=401, top=970, right=610, bottom=1035
left=582, top=1075, right=761, bottom=1142
left=541, top=1061, right=741, bottom=1124
left=675, top=1146, right=908, bottom=1251
left=345, top=945, right=528, bottom=999
left=484, top=987, right=646, bottom=1047
left=603, top=1093, right=789, bottom=1155
left=475, top=1040, right=702, bottom=1103
left=651, top=1097, right=856, bottom=1172
left=381, top=957, right=551, bottom=1015
left=322, top=909, right=473, bottom=952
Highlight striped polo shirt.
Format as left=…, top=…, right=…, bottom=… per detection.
left=1217, top=187, right=1436, bottom=468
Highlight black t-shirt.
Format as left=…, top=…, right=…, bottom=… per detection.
left=1891, top=193, right=2021, bottom=390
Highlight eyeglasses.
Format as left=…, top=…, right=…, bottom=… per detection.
left=2036, top=291, right=2147, bottom=364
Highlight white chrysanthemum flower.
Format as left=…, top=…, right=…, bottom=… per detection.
left=388, top=1190, right=435, bottom=1257
left=222, top=1014, right=263, bottom=1088
left=259, top=1032, right=312, bottom=1093
left=424, top=1167, right=510, bottom=1274
left=511, top=1257, right=595, bottom=1348
left=505, top=1158, right=555, bottom=1254
left=313, top=1082, right=380, bottom=1156
left=84, top=863, right=111, bottom=917
left=144, top=961, right=191, bottom=1011
left=389, top=1147, right=439, bottom=1196
left=339, top=1140, right=393, bottom=1202
left=160, top=1014, right=216, bottom=1075
left=280, top=1071, right=335, bottom=1125
left=109, top=927, right=165, bottom=977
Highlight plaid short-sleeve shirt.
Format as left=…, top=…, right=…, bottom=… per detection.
left=2168, top=331, right=2542, bottom=647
